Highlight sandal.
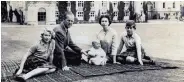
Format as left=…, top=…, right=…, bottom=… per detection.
left=14, top=75, right=26, bottom=82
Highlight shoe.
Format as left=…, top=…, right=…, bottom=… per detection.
left=13, top=68, right=19, bottom=76
left=14, top=75, right=26, bottom=82
left=150, top=60, right=156, bottom=65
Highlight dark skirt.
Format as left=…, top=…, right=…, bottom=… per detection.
left=21, top=56, right=55, bottom=73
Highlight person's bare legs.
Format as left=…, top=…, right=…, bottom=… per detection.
left=21, top=68, right=54, bottom=80
left=45, top=68, right=56, bottom=73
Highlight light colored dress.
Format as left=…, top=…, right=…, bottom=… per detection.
left=88, top=47, right=107, bottom=65
left=22, top=39, right=56, bottom=73
left=96, top=28, right=118, bottom=56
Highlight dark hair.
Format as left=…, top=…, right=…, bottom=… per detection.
left=92, top=41, right=99, bottom=46
left=125, top=20, right=136, bottom=29
left=99, top=15, right=112, bottom=26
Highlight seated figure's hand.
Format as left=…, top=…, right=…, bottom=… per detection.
left=81, top=50, right=88, bottom=56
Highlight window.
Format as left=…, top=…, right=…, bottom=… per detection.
left=113, top=12, right=118, bottom=16
left=125, top=10, right=129, bottom=16
left=102, top=1, right=107, bottom=7
left=90, top=11, right=95, bottom=17
left=163, top=2, right=165, bottom=8
left=38, top=8, right=46, bottom=21
left=114, top=3, right=116, bottom=7
left=173, top=2, right=175, bottom=8
left=153, top=2, right=155, bottom=8
left=55, top=11, right=59, bottom=17
left=91, top=1, right=94, bottom=7
left=67, top=1, right=71, bottom=7
left=78, top=1, right=84, bottom=7
left=38, top=12, right=46, bottom=21
left=78, top=11, right=83, bottom=17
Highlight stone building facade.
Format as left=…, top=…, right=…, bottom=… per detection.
left=7, top=1, right=184, bottom=25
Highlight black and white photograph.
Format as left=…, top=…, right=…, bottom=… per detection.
left=1, top=1, right=184, bottom=82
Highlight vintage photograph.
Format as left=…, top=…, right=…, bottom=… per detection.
left=1, top=1, right=184, bottom=82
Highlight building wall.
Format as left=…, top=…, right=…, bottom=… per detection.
left=155, top=1, right=181, bottom=19
left=134, top=1, right=143, bottom=15
left=8, top=1, right=184, bottom=25
left=112, top=1, right=118, bottom=21
left=27, top=2, right=56, bottom=25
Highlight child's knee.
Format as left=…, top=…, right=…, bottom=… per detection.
left=126, top=56, right=136, bottom=63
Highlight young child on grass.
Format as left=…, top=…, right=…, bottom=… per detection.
left=117, top=20, right=155, bottom=65
left=14, top=29, right=56, bottom=82
left=82, top=41, right=107, bottom=65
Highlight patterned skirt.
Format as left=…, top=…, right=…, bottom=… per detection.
left=21, top=56, right=56, bottom=73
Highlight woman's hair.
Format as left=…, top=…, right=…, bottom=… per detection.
left=98, top=15, right=112, bottom=26
left=41, top=29, right=55, bottom=39
left=125, top=20, right=136, bottom=30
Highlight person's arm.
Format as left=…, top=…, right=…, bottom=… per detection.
left=53, top=28, right=68, bottom=68
left=111, top=32, right=119, bottom=63
left=100, top=49, right=107, bottom=65
left=117, top=35, right=124, bottom=55
left=87, top=48, right=96, bottom=57
left=55, top=39, right=67, bottom=68
left=135, top=36, right=143, bottom=65
left=49, top=40, right=55, bottom=64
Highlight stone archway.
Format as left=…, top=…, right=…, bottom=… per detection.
left=38, top=8, right=46, bottom=25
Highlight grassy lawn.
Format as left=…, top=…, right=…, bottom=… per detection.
left=1, top=23, right=184, bottom=82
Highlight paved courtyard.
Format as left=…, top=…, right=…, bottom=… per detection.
left=1, top=22, right=184, bottom=82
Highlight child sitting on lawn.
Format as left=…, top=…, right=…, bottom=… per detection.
left=14, top=29, right=56, bottom=82
left=117, top=20, right=155, bottom=65
left=82, top=41, right=107, bottom=65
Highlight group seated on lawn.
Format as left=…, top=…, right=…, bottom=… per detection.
left=13, top=12, right=155, bottom=82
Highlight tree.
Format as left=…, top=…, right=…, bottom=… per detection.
left=14, top=9, right=21, bottom=23
left=118, top=1, right=125, bottom=21
left=95, top=10, right=100, bottom=22
left=129, top=1, right=134, bottom=20
left=71, top=1, right=76, bottom=17
left=108, top=2, right=114, bottom=21
left=1, top=1, right=8, bottom=22
left=143, top=1, right=148, bottom=22
left=83, top=1, right=91, bottom=21
left=57, top=1, right=67, bottom=22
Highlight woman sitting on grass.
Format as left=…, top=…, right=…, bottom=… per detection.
left=117, top=20, right=155, bottom=65
left=14, top=29, right=56, bottom=81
